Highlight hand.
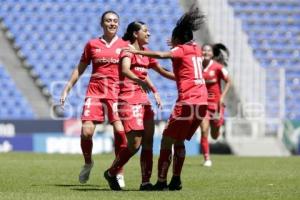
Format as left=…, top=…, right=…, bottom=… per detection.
left=219, top=96, right=225, bottom=109
left=137, top=79, right=151, bottom=93
left=154, top=92, right=162, bottom=109
left=60, top=90, right=68, bottom=109
left=123, top=45, right=137, bottom=54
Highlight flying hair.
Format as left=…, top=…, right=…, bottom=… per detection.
left=172, top=4, right=205, bottom=44
left=175, top=4, right=205, bottom=32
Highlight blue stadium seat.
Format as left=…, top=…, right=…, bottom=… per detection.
left=0, top=0, right=183, bottom=119
left=0, top=64, right=35, bottom=119
left=229, top=0, right=300, bottom=119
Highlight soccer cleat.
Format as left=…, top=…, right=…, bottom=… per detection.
left=104, top=170, right=122, bottom=191
left=79, top=161, right=94, bottom=184
left=139, top=182, right=153, bottom=191
left=168, top=176, right=182, bottom=191
left=116, top=174, right=125, bottom=188
left=203, top=159, right=212, bottom=167
left=152, top=181, right=168, bottom=191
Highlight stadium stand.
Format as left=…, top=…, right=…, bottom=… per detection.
left=0, top=63, right=35, bottom=119
left=0, top=0, right=182, bottom=119
left=228, top=0, right=300, bottom=119
left=1, top=0, right=298, bottom=121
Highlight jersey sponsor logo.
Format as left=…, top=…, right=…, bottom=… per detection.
left=115, top=48, right=122, bottom=55
left=94, top=57, right=119, bottom=64
left=209, top=70, right=215, bottom=77
left=134, top=66, right=147, bottom=72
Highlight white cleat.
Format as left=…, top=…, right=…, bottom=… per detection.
left=203, top=160, right=212, bottom=167
left=79, top=161, right=94, bottom=184
left=116, top=174, right=125, bottom=188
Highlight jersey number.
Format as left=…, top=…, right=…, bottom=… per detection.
left=191, top=56, right=203, bottom=83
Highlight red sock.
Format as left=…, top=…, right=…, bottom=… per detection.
left=81, top=137, right=93, bottom=164
left=157, top=149, right=172, bottom=181
left=201, top=136, right=210, bottom=160
left=140, top=149, right=153, bottom=183
left=173, top=145, right=185, bottom=176
left=113, top=131, right=127, bottom=174
left=108, top=147, right=133, bottom=176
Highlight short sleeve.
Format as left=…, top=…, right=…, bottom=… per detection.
left=80, top=42, right=92, bottom=64
left=170, top=46, right=184, bottom=59
left=219, top=66, right=229, bottom=81
left=148, top=57, right=159, bottom=68
left=119, top=49, right=133, bottom=60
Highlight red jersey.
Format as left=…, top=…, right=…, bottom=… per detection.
left=80, top=36, right=128, bottom=100
left=202, top=60, right=228, bottom=103
left=170, top=42, right=207, bottom=105
left=119, top=47, right=159, bottom=104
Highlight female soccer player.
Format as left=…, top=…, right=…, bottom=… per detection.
left=60, top=11, right=128, bottom=187
left=120, top=6, right=208, bottom=190
left=103, top=21, right=175, bottom=191
left=200, top=43, right=231, bottom=167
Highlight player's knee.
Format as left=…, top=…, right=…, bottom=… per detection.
left=81, top=127, right=94, bottom=139
left=201, top=129, right=209, bottom=137
left=142, top=137, right=153, bottom=149
left=160, top=136, right=173, bottom=150
left=128, top=143, right=140, bottom=154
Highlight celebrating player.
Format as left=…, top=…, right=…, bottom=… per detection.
left=200, top=43, right=231, bottom=167
left=103, top=21, right=175, bottom=191
left=60, top=11, right=128, bottom=187
left=123, top=6, right=207, bottom=190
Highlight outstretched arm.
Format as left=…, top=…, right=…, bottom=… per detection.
left=130, top=49, right=172, bottom=59
left=152, top=64, right=175, bottom=80
left=60, top=62, right=88, bottom=106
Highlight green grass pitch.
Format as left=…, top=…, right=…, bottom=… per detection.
left=0, top=153, right=299, bottom=200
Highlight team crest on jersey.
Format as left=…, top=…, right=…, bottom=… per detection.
left=115, top=48, right=121, bottom=54
left=209, top=70, right=215, bottom=77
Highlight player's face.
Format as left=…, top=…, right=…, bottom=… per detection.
left=202, top=45, right=213, bottom=61
left=101, top=13, right=119, bottom=36
left=136, top=25, right=150, bottom=45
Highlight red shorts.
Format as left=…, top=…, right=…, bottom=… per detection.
left=81, top=98, right=119, bottom=123
left=118, top=102, right=154, bottom=133
left=163, top=104, right=207, bottom=141
left=205, top=103, right=225, bottom=128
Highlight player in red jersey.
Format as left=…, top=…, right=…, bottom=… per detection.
left=200, top=43, right=231, bottom=167
left=60, top=11, right=128, bottom=186
left=121, top=6, right=207, bottom=190
left=103, top=21, right=175, bottom=191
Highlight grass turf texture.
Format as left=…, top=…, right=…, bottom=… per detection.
left=0, top=153, right=299, bottom=200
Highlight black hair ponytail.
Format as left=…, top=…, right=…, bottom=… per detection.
left=213, top=43, right=230, bottom=66
left=122, top=21, right=145, bottom=43
left=172, top=4, right=205, bottom=44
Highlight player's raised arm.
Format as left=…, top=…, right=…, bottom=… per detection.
left=152, top=64, right=175, bottom=80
